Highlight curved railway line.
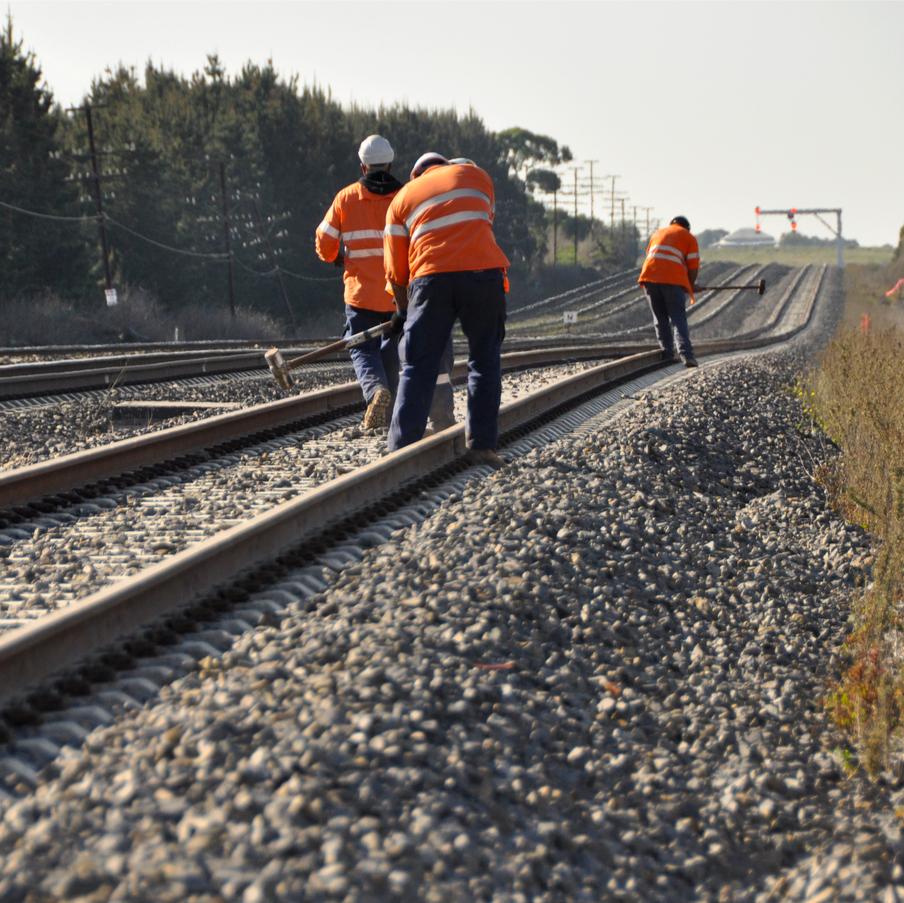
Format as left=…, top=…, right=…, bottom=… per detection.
left=2, top=261, right=779, bottom=408
left=0, top=262, right=829, bottom=800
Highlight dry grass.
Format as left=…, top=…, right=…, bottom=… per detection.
left=704, top=244, right=895, bottom=268
left=808, top=258, right=904, bottom=775
left=0, top=287, right=287, bottom=346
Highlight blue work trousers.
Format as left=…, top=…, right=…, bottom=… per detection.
left=388, top=269, right=506, bottom=452
left=344, top=305, right=399, bottom=403
left=642, top=282, right=694, bottom=357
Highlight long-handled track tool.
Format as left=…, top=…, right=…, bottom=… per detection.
left=696, top=278, right=766, bottom=295
left=265, top=321, right=394, bottom=390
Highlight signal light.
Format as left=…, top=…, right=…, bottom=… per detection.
left=755, top=223, right=761, bottom=233
left=791, top=220, right=798, bottom=231
left=755, top=206, right=761, bottom=215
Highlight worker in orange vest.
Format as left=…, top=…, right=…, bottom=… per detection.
left=384, top=152, right=510, bottom=464
left=638, top=216, right=701, bottom=368
left=316, top=135, right=404, bottom=428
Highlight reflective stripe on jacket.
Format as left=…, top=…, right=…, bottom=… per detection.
left=316, top=181, right=400, bottom=312
left=638, top=223, right=700, bottom=293
left=383, top=163, right=510, bottom=287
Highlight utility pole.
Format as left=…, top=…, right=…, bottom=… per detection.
left=573, top=167, right=580, bottom=265
left=609, top=174, right=620, bottom=230
left=252, top=199, right=297, bottom=333
left=641, top=206, right=654, bottom=241
left=584, top=159, right=599, bottom=233
left=552, top=189, right=558, bottom=266
left=71, top=103, right=115, bottom=305
left=218, top=162, right=236, bottom=319
left=620, top=198, right=626, bottom=238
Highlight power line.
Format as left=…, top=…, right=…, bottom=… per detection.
left=103, top=214, right=230, bottom=260
left=0, top=199, right=100, bottom=223
left=279, top=266, right=341, bottom=283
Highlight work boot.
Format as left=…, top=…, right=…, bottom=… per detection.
left=466, top=448, right=506, bottom=469
left=362, top=388, right=392, bottom=429
left=681, top=354, right=699, bottom=368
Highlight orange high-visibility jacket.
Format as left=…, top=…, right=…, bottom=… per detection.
left=638, top=223, right=700, bottom=293
left=316, top=181, right=400, bottom=313
left=383, top=163, right=510, bottom=287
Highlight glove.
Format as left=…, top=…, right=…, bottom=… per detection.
left=388, top=312, right=405, bottom=337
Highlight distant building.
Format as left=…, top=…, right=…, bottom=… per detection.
left=716, top=227, right=776, bottom=248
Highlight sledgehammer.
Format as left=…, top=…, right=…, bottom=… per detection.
left=265, top=320, right=395, bottom=390
left=695, top=278, right=767, bottom=295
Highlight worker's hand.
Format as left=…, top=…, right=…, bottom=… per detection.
left=388, top=312, right=405, bottom=337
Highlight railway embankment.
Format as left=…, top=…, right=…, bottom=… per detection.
left=1, top=330, right=899, bottom=899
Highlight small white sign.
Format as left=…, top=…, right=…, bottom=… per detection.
left=563, top=311, right=578, bottom=325
left=105, top=288, right=118, bottom=308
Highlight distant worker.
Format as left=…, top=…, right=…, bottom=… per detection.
left=316, top=135, right=403, bottom=428
left=384, top=152, right=510, bottom=464
left=638, top=215, right=700, bottom=368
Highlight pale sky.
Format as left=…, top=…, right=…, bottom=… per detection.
left=8, top=0, right=904, bottom=247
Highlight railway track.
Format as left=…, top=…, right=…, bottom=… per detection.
left=506, top=262, right=744, bottom=338
left=0, top=263, right=827, bottom=760
left=0, top=262, right=812, bottom=509
left=0, top=261, right=766, bottom=409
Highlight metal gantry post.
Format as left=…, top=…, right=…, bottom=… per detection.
left=755, top=206, right=845, bottom=267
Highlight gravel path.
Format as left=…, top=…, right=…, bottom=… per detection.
left=2, top=332, right=899, bottom=900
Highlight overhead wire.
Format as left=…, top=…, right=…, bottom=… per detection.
left=0, top=199, right=100, bottom=223
left=103, top=214, right=230, bottom=260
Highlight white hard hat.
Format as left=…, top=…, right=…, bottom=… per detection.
left=448, top=157, right=475, bottom=165
left=410, top=152, right=449, bottom=180
left=358, top=134, right=394, bottom=165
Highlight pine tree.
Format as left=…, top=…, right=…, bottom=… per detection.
left=0, top=17, right=92, bottom=302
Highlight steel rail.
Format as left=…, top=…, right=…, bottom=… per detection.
left=0, top=343, right=648, bottom=510
left=0, top=351, right=664, bottom=701
left=0, top=264, right=830, bottom=702
left=0, top=264, right=822, bottom=511
left=0, top=333, right=658, bottom=402
left=687, top=265, right=770, bottom=329
left=0, top=347, right=318, bottom=378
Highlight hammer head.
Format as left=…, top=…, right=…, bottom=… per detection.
left=758, top=278, right=766, bottom=296
left=265, top=347, right=294, bottom=390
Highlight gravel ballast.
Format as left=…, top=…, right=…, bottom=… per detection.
left=0, top=343, right=898, bottom=901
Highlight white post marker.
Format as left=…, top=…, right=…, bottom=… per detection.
left=563, top=311, right=578, bottom=326
left=105, top=288, right=118, bottom=307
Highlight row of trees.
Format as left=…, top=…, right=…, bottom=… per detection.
left=3, top=20, right=604, bottom=329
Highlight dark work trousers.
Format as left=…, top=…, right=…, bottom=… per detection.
left=344, top=304, right=399, bottom=403
left=388, top=269, right=506, bottom=452
left=429, top=337, right=456, bottom=429
left=642, top=282, right=694, bottom=358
